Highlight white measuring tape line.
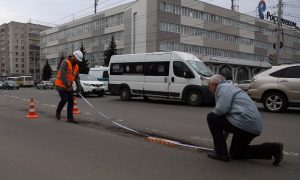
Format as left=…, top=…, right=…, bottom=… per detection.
left=78, top=93, right=111, bottom=120
left=77, top=93, right=214, bottom=151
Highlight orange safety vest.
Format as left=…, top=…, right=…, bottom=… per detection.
left=55, top=59, right=79, bottom=88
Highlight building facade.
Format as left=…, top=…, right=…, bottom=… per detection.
left=0, top=22, right=50, bottom=80
left=40, top=0, right=300, bottom=82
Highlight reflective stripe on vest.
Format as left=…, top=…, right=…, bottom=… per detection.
left=55, top=59, right=79, bottom=88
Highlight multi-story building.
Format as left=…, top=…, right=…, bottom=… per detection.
left=40, top=0, right=300, bottom=82
left=0, top=22, right=50, bottom=80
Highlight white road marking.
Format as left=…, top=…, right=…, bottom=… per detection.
left=283, top=151, right=299, bottom=157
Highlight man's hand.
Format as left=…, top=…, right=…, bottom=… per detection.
left=66, top=81, right=72, bottom=87
left=77, top=86, right=84, bottom=95
left=65, top=86, right=73, bottom=92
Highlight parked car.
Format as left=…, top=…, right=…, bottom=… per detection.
left=248, top=64, right=300, bottom=112
left=238, top=80, right=251, bottom=91
left=2, top=81, right=19, bottom=90
left=0, top=81, right=3, bottom=89
left=73, top=74, right=105, bottom=97
left=36, top=81, right=54, bottom=89
left=228, top=80, right=238, bottom=86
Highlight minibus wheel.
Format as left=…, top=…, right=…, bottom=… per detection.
left=186, top=90, right=202, bottom=106
left=120, top=87, right=131, bottom=101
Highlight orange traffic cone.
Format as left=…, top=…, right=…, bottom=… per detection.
left=26, top=97, right=39, bottom=119
left=73, top=96, right=80, bottom=114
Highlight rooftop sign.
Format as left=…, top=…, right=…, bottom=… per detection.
left=266, top=12, right=298, bottom=28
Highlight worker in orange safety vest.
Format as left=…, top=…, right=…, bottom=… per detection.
left=55, top=50, right=84, bottom=123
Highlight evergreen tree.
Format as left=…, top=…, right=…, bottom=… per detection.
left=79, top=43, right=90, bottom=74
left=103, top=36, right=117, bottom=66
left=42, top=60, right=52, bottom=81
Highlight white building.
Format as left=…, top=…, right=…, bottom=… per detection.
left=40, top=0, right=300, bottom=81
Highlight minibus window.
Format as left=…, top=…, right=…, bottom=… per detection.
left=187, top=60, right=213, bottom=77
left=145, top=62, right=169, bottom=76
left=173, top=61, right=193, bottom=78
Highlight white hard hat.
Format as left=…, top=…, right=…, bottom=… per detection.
left=73, top=50, right=83, bottom=62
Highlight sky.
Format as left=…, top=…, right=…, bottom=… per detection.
left=0, top=0, right=299, bottom=28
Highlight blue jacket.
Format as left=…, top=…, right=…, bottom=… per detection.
left=213, top=81, right=262, bottom=135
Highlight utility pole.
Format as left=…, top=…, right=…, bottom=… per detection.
left=231, top=0, right=239, bottom=12
left=33, top=52, right=36, bottom=81
left=94, top=0, right=99, bottom=14
left=39, top=57, right=42, bottom=80
left=275, top=0, right=282, bottom=65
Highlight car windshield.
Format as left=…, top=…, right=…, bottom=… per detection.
left=80, top=74, right=97, bottom=81
left=187, top=60, right=213, bottom=77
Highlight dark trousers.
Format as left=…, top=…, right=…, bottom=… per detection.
left=56, top=89, right=74, bottom=120
left=207, top=112, right=273, bottom=159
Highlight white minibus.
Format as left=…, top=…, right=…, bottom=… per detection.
left=89, top=66, right=109, bottom=91
left=108, top=51, right=214, bottom=106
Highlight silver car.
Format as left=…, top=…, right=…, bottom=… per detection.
left=238, top=80, right=251, bottom=91
left=36, top=81, right=54, bottom=89
left=248, top=64, right=300, bottom=112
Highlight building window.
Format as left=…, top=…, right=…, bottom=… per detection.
left=159, top=21, right=299, bottom=52
left=159, top=2, right=300, bottom=43
left=160, top=42, right=267, bottom=62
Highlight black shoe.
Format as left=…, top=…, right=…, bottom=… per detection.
left=273, top=143, right=283, bottom=166
left=207, top=152, right=230, bottom=162
left=56, top=112, right=61, bottom=120
left=67, top=119, right=79, bottom=124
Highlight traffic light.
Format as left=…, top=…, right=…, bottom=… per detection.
left=269, top=53, right=276, bottom=65
left=273, top=42, right=283, bottom=49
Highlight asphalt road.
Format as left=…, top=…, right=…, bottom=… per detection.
left=0, top=88, right=299, bottom=180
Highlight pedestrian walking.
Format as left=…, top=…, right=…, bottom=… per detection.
left=55, top=50, right=84, bottom=123
left=206, top=74, right=283, bottom=165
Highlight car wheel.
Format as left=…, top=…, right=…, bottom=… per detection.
left=120, top=87, right=131, bottom=101
left=263, top=92, right=287, bottom=112
left=143, top=96, right=149, bottom=101
left=186, top=90, right=202, bottom=106
left=97, top=91, right=104, bottom=97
